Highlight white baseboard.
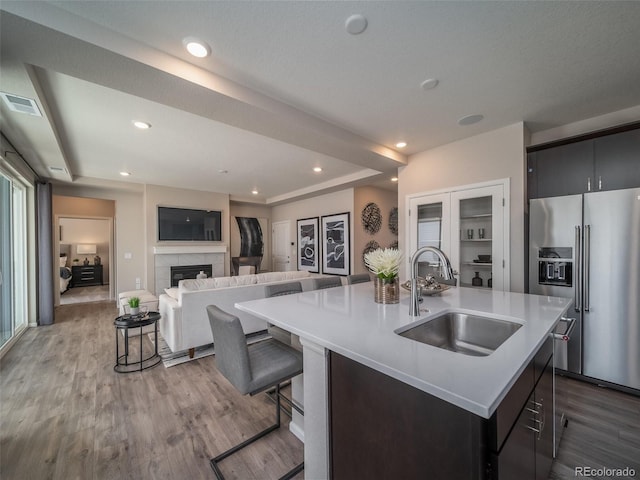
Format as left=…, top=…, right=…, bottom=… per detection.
left=289, top=419, right=305, bottom=443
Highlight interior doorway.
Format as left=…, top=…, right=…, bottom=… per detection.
left=272, top=220, right=291, bottom=272
left=57, top=216, right=114, bottom=305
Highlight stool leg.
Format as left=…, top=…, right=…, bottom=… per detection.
left=139, top=326, right=143, bottom=371
left=209, top=382, right=304, bottom=480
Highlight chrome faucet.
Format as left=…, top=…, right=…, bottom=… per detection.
left=409, top=246, right=455, bottom=316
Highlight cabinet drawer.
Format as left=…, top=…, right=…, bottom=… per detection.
left=533, top=336, right=553, bottom=385
left=489, top=360, right=534, bottom=452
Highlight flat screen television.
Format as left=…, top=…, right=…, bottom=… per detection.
left=158, top=206, right=222, bottom=241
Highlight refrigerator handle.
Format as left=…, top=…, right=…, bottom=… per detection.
left=584, top=225, right=591, bottom=312
left=574, top=225, right=581, bottom=312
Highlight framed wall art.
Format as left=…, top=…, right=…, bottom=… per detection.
left=297, top=217, right=319, bottom=272
left=321, top=212, right=350, bottom=276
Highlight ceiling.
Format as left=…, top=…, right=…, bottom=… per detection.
left=1, top=1, right=640, bottom=204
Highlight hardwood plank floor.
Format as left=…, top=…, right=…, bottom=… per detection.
left=549, top=376, right=640, bottom=480
left=0, top=302, right=303, bottom=480
left=1, top=302, right=638, bottom=479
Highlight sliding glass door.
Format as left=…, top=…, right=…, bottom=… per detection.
left=0, top=170, right=28, bottom=350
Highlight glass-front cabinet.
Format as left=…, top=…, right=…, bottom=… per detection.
left=407, top=180, right=509, bottom=291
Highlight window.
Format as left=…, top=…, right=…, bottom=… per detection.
left=0, top=170, right=28, bottom=350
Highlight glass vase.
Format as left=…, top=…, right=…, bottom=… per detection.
left=374, top=277, right=400, bottom=304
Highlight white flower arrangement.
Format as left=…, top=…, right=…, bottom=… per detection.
left=363, top=248, right=403, bottom=280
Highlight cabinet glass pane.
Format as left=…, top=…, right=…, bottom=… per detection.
left=416, top=202, right=444, bottom=277
left=459, top=196, right=493, bottom=289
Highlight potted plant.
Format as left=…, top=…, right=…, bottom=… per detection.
left=128, top=296, right=141, bottom=315
left=363, top=248, right=403, bottom=304
left=72, top=258, right=80, bottom=266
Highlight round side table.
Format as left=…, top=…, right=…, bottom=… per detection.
left=114, top=311, right=162, bottom=373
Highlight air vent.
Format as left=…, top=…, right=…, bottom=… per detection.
left=0, top=92, right=42, bottom=117
left=48, top=166, right=67, bottom=174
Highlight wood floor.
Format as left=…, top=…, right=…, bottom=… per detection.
left=1, top=301, right=639, bottom=479
left=549, top=375, right=640, bottom=479
left=0, top=302, right=303, bottom=480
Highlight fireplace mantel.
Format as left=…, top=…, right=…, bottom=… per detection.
left=153, top=245, right=227, bottom=255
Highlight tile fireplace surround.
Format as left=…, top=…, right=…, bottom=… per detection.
left=153, top=245, right=226, bottom=295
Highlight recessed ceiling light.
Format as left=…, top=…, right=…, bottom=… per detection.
left=313, top=167, right=323, bottom=173
left=395, top=142, right=407, bottom=149
left=458, top=114, right=484, bottom=126
left=218, top=169, right=228, bottom=174
left=345, top=14, right=368, bottom=35
left=120, top=171, right=131, bottom=177
left=133, top=121, right=151, bottom=129
left=391, top=177, right=399, bottom=182
left=421, top=78, right=439, bottom=90
left=251, top=189, right=259, bottom=195
left=183, top=37, right=211, bottom=58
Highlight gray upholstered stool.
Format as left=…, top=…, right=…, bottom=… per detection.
left=264, top=281, right=302, bottom=297
left=206, top=305, right=304, bottom=480
left=264, top=282, right=303, bottom=347
left=346, top=273, right=371, bottom=284
left=311, top=276, right=342, bottom=290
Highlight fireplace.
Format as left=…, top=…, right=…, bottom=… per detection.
left=170, top=264, right=213, bottom=287
left=153, top=245, right=226, bottom=295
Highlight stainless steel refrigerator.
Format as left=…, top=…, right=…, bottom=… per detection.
left=529, top=187, right=640, bottom=392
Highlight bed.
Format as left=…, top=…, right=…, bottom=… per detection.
left=59, top=252, right=72, bottom=294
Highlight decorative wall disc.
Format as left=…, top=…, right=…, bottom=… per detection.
left=388, top=207, right=399, bottom=235
left=362, top=240, right=380, bottom=264
left=389, top=240, right=399, bottom=250
left=361, top=202, right=382, bottom=234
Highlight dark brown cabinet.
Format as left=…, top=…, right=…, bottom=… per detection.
left=594, top=128, right=640, bottom=191
left=71, top=265, right=103, bottom=287
left=528, top=141, right=594, bottom=199
left=527, top=124, right=640, bottom=199
left=329, top=337, right=555, bottom=480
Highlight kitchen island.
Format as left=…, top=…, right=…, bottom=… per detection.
left=236, top=284, right=572, bottom=479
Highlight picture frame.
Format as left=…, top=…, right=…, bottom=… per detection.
left=321, top=212, right=350, bottom=276
left=297, top=217, right=320, bottom=273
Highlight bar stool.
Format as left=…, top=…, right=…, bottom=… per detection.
left=346, top=273, right=371, bottom=284
left=311, top=277, right=342, bottom=290
left=264, top=282, right=303, bottom=347
left=206, top=305, right=304, bottom=480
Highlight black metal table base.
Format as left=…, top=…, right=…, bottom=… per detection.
left=114, top=312, right=161, bottom=373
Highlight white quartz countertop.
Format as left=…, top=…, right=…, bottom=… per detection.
left=235, top=284, right=572, bottom=418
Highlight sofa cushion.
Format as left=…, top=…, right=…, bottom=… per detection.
left=214, top=277, right=233, bottom=288
left=233, top=274, right=258, bottom=286
left=164, top=287, right=180, bottom=300
left=179, top=278, right=217, bottom=292
left=257, top=272, right=285, bottom=283
left=285, top=270, right=311, bottom=280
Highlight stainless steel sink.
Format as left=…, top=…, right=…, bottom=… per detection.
left=396, top=311, right=522, bottom=356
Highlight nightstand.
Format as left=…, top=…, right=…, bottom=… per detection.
left=71, top=264, right=103, bottom=287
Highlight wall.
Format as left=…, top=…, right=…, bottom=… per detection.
left=271, top=188, right=354, bottom=274
left=353, top=186, right=398, bottom=275
left=144, top=184, right=230, bottom=285
left=398, top=123, right=527, bottom=292
left=52, top=186, right=144, bottom=296
left=230, top=202, right=272, bottom=272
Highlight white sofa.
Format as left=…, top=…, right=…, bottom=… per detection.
left=158, top=270, right=327, bottom=356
